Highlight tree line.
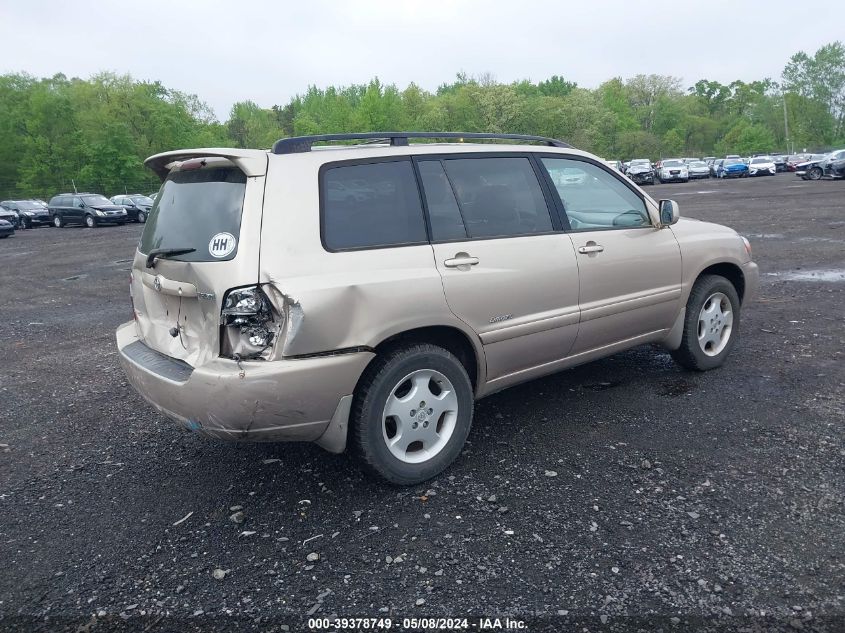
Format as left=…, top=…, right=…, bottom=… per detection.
left=1, top=41, right=842, bottom=200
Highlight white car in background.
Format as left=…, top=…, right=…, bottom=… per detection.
left=748, top=156, right=776, bottom=177
left=659, top=159, right=689, bottom=183
left=606, top=160, right=621, bottom=171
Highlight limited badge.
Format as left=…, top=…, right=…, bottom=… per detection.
left=208, top=232, right=236, bottom=258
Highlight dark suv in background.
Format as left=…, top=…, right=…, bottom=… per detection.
left=48, top=193, right=127, bottom=228
left=1, top=200, right=51, bottom=228
left=110, top=194, right=153, bottom=223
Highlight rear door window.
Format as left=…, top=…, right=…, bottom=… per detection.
left=321, top=160, right=427, bottom=250
left=439, top=157, right=553, bottom=239
left=140, top=166, right=246, bottom=262
left=416, top=160, right=468, bottom=241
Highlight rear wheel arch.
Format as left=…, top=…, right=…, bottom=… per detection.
left=368, top=325, right=483, bottom=395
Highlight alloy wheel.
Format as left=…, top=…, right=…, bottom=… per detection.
left=697, top=292, right=733, bottom=356
left=381, top=369, right=459, bottom=464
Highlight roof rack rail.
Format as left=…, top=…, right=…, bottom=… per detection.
left=272, top=132, right=571, bottom=155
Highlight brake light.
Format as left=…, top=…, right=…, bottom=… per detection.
left=129, top=272, right=136, bottom=321
left=220, top=286, right=282, bottom=359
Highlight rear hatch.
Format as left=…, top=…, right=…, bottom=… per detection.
left=131, top=150, right=268, bottom=367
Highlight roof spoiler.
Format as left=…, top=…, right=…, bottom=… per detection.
left=144, top=149, right=268, bottom=180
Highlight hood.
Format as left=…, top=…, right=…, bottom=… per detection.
left=91, top=205, right=125, bottom=212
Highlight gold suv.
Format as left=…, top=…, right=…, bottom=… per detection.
left=116, top=132, right=758, bottom=484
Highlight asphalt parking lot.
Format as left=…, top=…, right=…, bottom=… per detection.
left=0, top=174, right=843, bottom=633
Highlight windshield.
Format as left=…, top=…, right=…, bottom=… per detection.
left=16, top=200, right=42, bottom=210
left=690, top=161, right=707, bottom=167
left=130, top=195, right=154, bottom=205
left=631, top=159, right=650, bottom=165
left=81, top=194, right=112, bottom=206
left=662, top=160, right=683, bottom=167
left=139, top=166, right=246, bottom=262
left=751, top=157, right=770, bottom=164
left=724, top=159, right=742, bottom=165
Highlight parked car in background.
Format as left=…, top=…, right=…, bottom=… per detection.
left=786, top=154, right=813, bottom=172
left=626, top=159, right=655, bottom=185
left=606, top=160, right=621, bottom=171
left=687, top=160, right=711, bottom=179
left=826, top=156, right=845, bottom=179
left=0, top=204, right=19, bottom=229
left=796, top=150, right=845, bottom=180
left=748, top=156, right=776, bottom=177
left=659, top=159, right=689, bottom=183
left=0, top=218, right=15, bottom=238
left=111, top=194, right=154, bottom=223
left=49, top=193, right=128, bottom=228
left=718, top=158, right=749, bottom=178
left=116, top=132, right=759, bottom=485
left=0, top=199, right=52, bottom=228
left=725, top=154, right=741, bottom=160
left=771, top=155, right=787, bottom=172
left=710, top=159, right=724, bottom=177
left=703, top=156, right=716, bottom=164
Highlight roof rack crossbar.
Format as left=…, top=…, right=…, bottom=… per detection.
left=272, top=132, right=571, bottom=154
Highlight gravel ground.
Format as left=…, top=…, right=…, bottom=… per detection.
left=0, top=174, right=843, bottom=633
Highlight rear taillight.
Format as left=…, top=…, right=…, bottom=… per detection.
left=129, top=272, right=136, bottom=321
left=220, top=286, right=282, bottom=359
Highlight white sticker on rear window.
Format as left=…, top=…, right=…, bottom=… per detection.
left=208, top=232, right=236, bottom=258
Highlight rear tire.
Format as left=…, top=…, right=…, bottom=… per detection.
left=671, top=275, right=741, bottom=371
left=351, top=344, right=474, bottom=485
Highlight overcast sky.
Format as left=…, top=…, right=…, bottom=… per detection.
left=3, top=1, right=843, bottom=120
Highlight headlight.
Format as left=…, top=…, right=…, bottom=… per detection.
left=95, top=210, right=105, bottom=216
left=22, top=211, right=35, bottom=216
left=740, top=236, right=752, bottom=258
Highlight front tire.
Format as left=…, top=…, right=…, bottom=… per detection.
left=53, top=215, right=64, bottom=228
left=137, top=211, right=146, bottom=223
left=85, top=214, right=96, bottom=228
left=671, top=275, right=741, bottom=371
left=807, top=166, right=822, bottom=180
left=351, top=344, right=474, bottom=485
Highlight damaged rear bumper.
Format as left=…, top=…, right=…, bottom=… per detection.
left=116, top=321, right=373, bottom=445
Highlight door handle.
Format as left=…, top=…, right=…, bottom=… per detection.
left=577, top=244, right=604, bottom=254
left=444, top=255, right=479, bottom=268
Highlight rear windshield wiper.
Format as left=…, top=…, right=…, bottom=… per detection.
left=146, top=248, right=196, bottom=269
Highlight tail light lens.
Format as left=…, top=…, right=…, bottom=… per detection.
left=129, top=272, right=136, bottom=321
left=220, top=286, right=282, bottom=359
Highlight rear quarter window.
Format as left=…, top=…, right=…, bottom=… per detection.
left=320, top=160, right=427, bottom=251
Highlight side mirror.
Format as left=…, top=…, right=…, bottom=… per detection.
left=658, top=199, right=680, bottom=226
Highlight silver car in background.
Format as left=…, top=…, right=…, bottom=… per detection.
left=687, top=161, right=711, bottom=179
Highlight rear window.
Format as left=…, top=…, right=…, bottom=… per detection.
left=140, top=167, right=246, bottom=262
left=321, top=160, right=427, bottom=251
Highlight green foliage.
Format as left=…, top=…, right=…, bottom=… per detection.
left=1, top=41, right=843, bottom=200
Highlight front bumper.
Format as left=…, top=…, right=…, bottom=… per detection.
left=0, top=225, right=14, bottom=237
left=741, top=261, right=760, bottom=304
left=116, top=321, right=374, bottom=442
left=749, top=168, right=775, bottom=176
